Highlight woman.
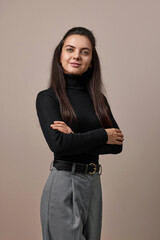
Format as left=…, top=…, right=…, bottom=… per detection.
left=36, top=27, right=124, bottom=240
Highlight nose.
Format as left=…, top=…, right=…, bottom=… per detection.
left=73, top=50, right=81, bottom=60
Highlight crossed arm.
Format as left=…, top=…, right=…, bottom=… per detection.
left=36, top=90, right=124, bottom=156
left=50, top=121, right=124, bottom=145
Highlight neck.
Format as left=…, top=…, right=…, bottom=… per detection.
left=64, top=70, right=91, bottom=90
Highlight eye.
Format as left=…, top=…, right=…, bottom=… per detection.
left=66, top=48, right=73, bottom=52
left=81, top=50, right=89, bottom=55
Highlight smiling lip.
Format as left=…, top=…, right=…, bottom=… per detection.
left=70, top=63, right=81, bottom=67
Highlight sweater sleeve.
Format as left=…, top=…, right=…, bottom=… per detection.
left=36, top=90, right=108, bottom=155
left=85, top=97, right=123, bottom=155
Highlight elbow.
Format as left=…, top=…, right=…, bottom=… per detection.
left=112, top=144, right=123, bottom=154
left=49, top=132, right=75, bottom=154
left=48, top=138, right=69, bottom=155
left=45, top=138, right=64, bottom=154
left=48, top=142, right=63, bottom=154
left=51, top=146, right=63, bottom=155
left=46, top=132, right=68, bottom=154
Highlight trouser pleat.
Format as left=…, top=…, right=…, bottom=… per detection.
left=40, top=165, right=102, bottom=240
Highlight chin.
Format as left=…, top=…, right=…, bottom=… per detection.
left=66, top=69, right=84, bottom=75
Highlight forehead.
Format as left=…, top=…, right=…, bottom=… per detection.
left=63, top=34, right=92, bottom=49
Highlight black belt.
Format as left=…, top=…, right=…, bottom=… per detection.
left=50, top=160, right=102, bottom=175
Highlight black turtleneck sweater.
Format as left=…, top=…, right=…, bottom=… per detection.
left=36, top=73, right=122, bottom=164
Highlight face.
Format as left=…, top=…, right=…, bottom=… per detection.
left=60, top=34, right=92, bottom=75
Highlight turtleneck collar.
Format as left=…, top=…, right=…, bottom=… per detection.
left=64, top=69, right=91, bottom=90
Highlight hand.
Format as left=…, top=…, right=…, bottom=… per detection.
left=50, top=121, right=74, bottom=134
left=105, top=128, right=124, bottom=145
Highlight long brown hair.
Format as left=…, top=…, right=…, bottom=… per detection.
left=48, top=27, right=113, bottom=128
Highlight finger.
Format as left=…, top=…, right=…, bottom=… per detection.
left=52, top=123, right=66, bottom=126
left=54, top=121, right=66, bottom=124
left=116, top=137, right=124, bottom=142
left=115, top=129, right=122, bottom=133
left=50, top=125, right=61, bottom=130
left=51, top=125, right=66, bottom=131
left=54, top=121, right=65, bottom=123
left=50, top=125, right=71, bottom=134
left=53, top=126, right=68, bottom=133
left=115, top=140, right=123, bottom=145
left=117, top=133, right=124, bottom=138
left=50, top=123, right=66, bottom=128
left=54, top=123, right=68, bottom=128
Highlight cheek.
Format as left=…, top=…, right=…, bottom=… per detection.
left=85, top=57, right=92, bottom=67
left=60, top=52, right=69, bottom=64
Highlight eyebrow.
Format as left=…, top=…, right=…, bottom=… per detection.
left=64, top=45, right=91, bottom=51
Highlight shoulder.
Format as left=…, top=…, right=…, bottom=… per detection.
left=36, top=87, right=58, bottom=101
left=36, top=87, right=59, bottom=106
left=36, top=87, right=56, bottom=98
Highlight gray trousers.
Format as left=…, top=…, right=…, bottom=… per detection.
left=40, top=161, right=103, bottom=240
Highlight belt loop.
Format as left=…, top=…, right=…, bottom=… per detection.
left=71, top=162, right=76, bottom=175
left=50, top=160, right=54, bottom=171
left=99, top=164, right=102, bottom=175
left=85, top=164, right=89, bottom=173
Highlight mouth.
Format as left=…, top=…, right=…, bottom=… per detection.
left=70, top=63, right=81, bottom=67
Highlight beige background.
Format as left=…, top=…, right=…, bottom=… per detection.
left=1, top=0, right=160, bottom=239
